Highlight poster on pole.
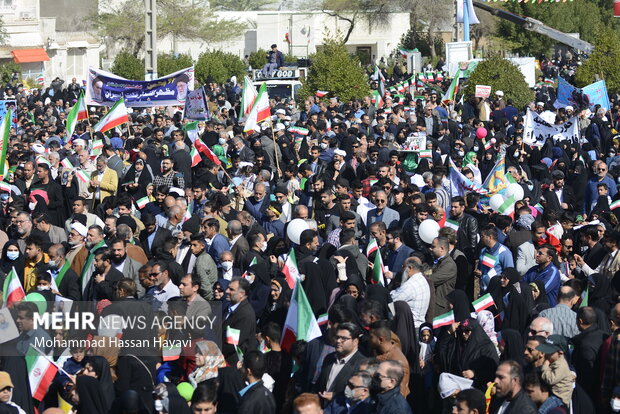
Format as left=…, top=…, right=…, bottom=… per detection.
left=475, top=85, right=491, bottom=99
left=85, top=66, right=194, bottom=107
left=183, top=87, right=210, bottom=121
left=0, top=100, right=17, bottom=128
left=554, top=76, right=611, bottom=111
left=523, top=109, right=580, bottom=147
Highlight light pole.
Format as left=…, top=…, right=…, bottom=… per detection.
left=145, top=0, right=157, bottom=80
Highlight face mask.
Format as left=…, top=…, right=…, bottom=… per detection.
left=473, top=145, right=479, bottom=152
left=457, top=150, right=464, bottom=157
left=612, top=399, right=620, bottom=412
left=261, top=241, right=268, bottom=252
left=218, top=138, right=227, bottom=145
left=320, top=143, right=328, bottom=150
left=154, top=399, right=164, bottom=412
left=245, top=274, right=255, bottom=284
left=288, top=104, right=294, bottom=109
left=6, top=251, right=18, bottom=261
left=37, top=286, right=51, bottom=292
left=28, top=202, right=36, bottom=211
left=221, top=261, right=233, bottom=271
left=48, top=260, right=57, bottom=269
left=370, top=377, right=382, bottom=395
left=344, top=385, right=356, bottom=401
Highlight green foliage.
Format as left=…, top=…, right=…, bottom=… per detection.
left=195, top=50, right=245, bottom=84
left=0, top=62, right=21, bottom=84
left=210, top=0, right=276, bottom=10
left=157, top=53, right=194, bottom=76
left=398, top=26, right=444, bottom=59
left=111, top=50, right=145, bottom=80
left=495, top=1, right=604, bottom=56
left=575, top=26, right=620, bottom=94
left=297, top=34, right=371, bottom=104
left=248, top=49, right=268, bottom=69
left=464, top=55, right=534, bottom=109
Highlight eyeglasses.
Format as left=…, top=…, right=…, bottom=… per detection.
left=346, top=382, right=367, bottom=389
left=529, top=329, right=546, bottom=335
left=373, top=373, right=390, bottom=381
left=376, top=199, right=387, bottom=203
left=334, top=335, right=352, bottom=342
left=148, top=272, right=161, bottom=278
left=598, top=168, right=607, bottom=172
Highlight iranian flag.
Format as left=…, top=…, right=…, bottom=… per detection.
left=442, top=69, right=461, bottom=103
left=2, top=267, right=25, bottom=307
left=445, top=219, right=460, bottom=231
left=93, top=98, right=129, bottom=133
left=282, top=248, right=300, bottom=289
left=418, top=73, right=426, bottom=82
left=371, top=90, right=384, bottom=108
left=0, top=109, right=11, bottom=179
left=244, top=83, right=270, bottom=133
left=289, top=126, right=309, bottom=136
left=91, top=139, right=103, bottom=156
left=418, top=149, right=432, bottom=158
left=60, top=158, right=74, bottom=169
left=481, top=253, right=498, bottom=268
left=136, top=196, right=150, bottom=209
left=249, top=257, right=258, bottom=267
left=75, top=169, right=91, bottom=183
left=497, top=195, right=516, bottom=215
left=580, top=287, right=589, bottom=308
left=437, top=72, right=444, bottom=82
left=611, top=200, right=620, bottom=210
left=315, top=90, right=328, bottom=98
left=281, top=281, right=322, bottom=352
left=426, top=72, right=435, bottom=82
left=484, top=140, right=493, bottom=150
left=184, top=121, right=200, bottom=143
left=397, top=83, right=406, bottom=93
left=366, top=238, right=378, bottom=257
left=162, top=345, right=182, bottom=362
left=372, top=250, right=384, bottom=286
left=317, top=313, right=328, bottom=326
left=27, top=346, right=59, bottom=401
left=432, top=310, right=455, bottom=329
left=190, top=146, right=201, bottom=167
left=240, top=76, right=258, bottom=119
left=472, top=293, right=495, bottom=312
left=37, top=156, right=50, bottom=167
left=65, top=93, right=88, bottom=137
left=0, top=181, right=10, bottom=193
left=194, top=138, right=221, bottom=166
left=226, top=326, right=241, bottom=345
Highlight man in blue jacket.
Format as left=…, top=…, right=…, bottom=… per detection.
left=262, top=44, right=285, bottom=77
left=373, top=360, right=412, bottom=414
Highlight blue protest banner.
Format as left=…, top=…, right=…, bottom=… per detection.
left=554, top=76, right=610, bottom=111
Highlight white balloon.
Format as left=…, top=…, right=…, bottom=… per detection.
left=287, top=218, right=310, bottom=244
left=418, top=219, right=440, bottom=244
left=506, top=183, right=525, bottom=201
left=489, top=193, right=505, bottom=211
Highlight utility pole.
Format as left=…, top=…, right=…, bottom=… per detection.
left=145, top=0, right=157, bottom=80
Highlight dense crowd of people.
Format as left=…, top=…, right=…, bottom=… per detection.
left=0, top=50, right=618, bottom=414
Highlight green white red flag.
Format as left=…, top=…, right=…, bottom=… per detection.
left=0, top=181, right=10, bottom=193
left=136, top=196, right=149, bottom=209
left=244, top=82, right=270, bottom=133
left=75, top=169, right=91, bottom=183
left=0, top=109, right=11, bottom=180
left=240, top=76, right=258, bottom=119
left=481, top=253, right=498, bottom=268
left=66, top=93, right=88, bottom=137
left=226, top=326, right=241, bottom=345
left=366, top=238, right=378, bottom=257
left=281, top=281, right=322, bottom=352
left=372, top=250, right=384, bottom=286
left=2, top=267, right=25, bottom=307
left=190, top=146, right=201, bottom=167
left=433, top=310, right=455, bottom=329
left=194, top=138, right=221, bottom=166
left=472, top=293, right=495, bottom=312
left=93, top=98, right=129, bottom=133
left=282, top=248, right=300, bottom=289
left=60, top=158, right=74, bottom=169
left=442, top=69, right=461, bottom=103
left=27, top=346, right=59, bottom=401
left=611, top=199, right=620, bottom=210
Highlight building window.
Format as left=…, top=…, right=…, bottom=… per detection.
left=0, top=0, right=14, bottom=10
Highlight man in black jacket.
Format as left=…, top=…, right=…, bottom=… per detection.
left=543, top=170, right=577, bottom=212
left=571, top=306, right=606, bottom=397
left=238, top=351, right=276, bottom=414
left=490, top=360, right=537, bottom=414
left=315, top=322, right=365, bottom=402
left=450, top=196, right=479, bottom=259
left=222, top=277, right=257, bottom=365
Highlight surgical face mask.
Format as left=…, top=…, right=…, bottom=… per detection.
left=218, top=138, right=227, bottom=145
left=221, top=261, right=233, bottom=272
left=320, top=142, right=328, bottom=150
left=473, top=145, right=479, bottom=152
left=261, top=241, right=268, bottom=252
left=48, top=260, right=57, bottom=269
left=6, top=251, right=18, bottom=261
left=28, top=202, right=36, bottom=211
left=612, top=398, right=620, bottom=412
left=37, top=285, right=51, bottom=292
left=457, top=150, right=464, bottom=157
left=344, top=385, right=357, bottom=401
left=245, top=274, right=255, bottom=284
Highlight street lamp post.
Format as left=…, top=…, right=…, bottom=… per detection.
left=145, top=0, right=157, bottom=80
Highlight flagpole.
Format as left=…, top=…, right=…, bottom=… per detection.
left=268, top=117, right=281, bottom=177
